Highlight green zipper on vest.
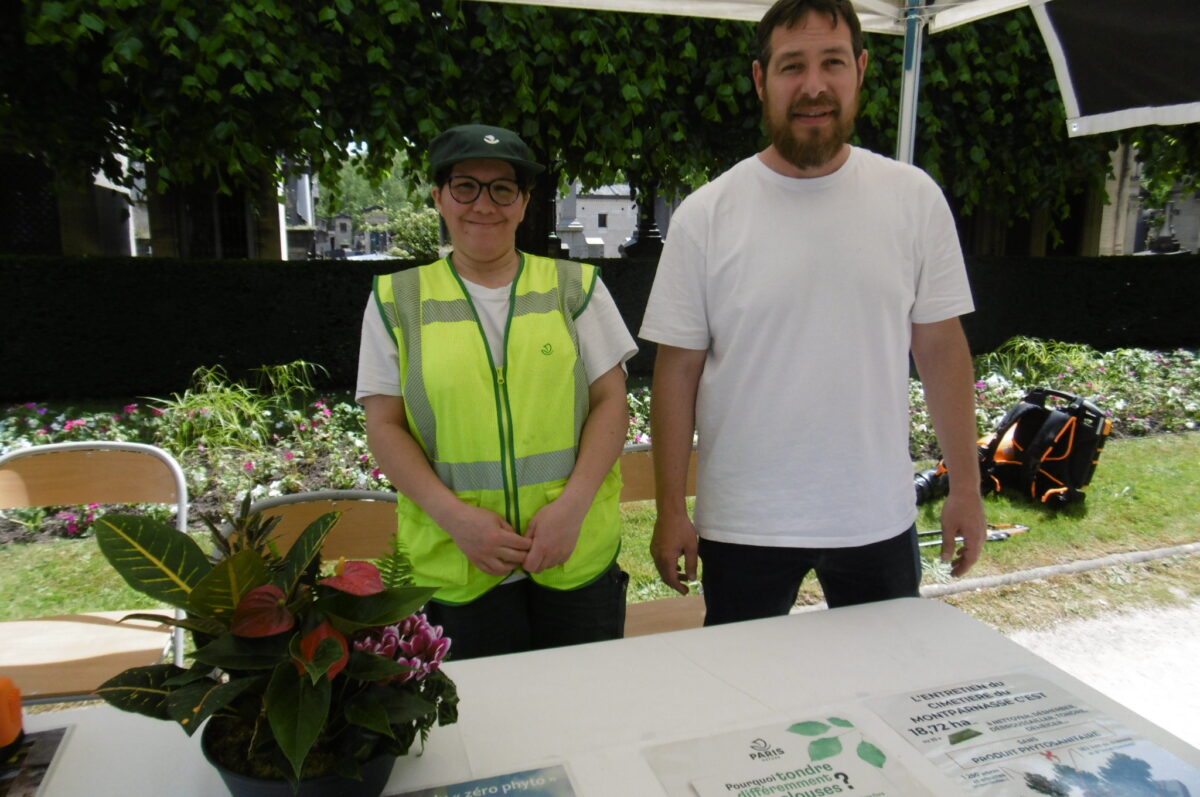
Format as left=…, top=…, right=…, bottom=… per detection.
left=447, top=253, right=523, bottom=532
left=498, top=258, right=523, bottom=532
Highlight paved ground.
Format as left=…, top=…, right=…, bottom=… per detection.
left=1005, top=600, right=1200, bottom=749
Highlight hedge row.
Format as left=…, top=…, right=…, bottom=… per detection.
left=2, top=253, right=1196, bottom=400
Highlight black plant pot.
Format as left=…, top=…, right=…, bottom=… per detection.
left=201, top=723, right=396, bottom=797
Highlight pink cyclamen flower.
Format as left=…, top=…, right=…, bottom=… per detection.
left=354, top=614, right=450, bottom=684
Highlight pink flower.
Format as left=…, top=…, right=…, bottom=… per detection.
left=63, top=419, right=88, bottom=432
left=152, top=408, right=165, bottom=417
left=353, top=614, right=450, bottom=684
left=285, top=451, right=295, bottom=461
left=371, top=468, right=383, bottom=480
left=244, top=461, right=255, bottom=471
left=123, top=403, right=139, bottom=414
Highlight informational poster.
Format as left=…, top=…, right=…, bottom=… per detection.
left=0, top=727, right=69, bottom=797
left=389, top=764, right=576, bottom=797
left=870, top=672, right=1200, bottom=796
left=642, top=710, right=930, bottom=797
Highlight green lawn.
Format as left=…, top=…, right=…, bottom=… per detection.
left=2, top=433, right=1197, bottom=622
left=617, top=432, right=1200, bottom=605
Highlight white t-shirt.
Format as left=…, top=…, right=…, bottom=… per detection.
left=357, top=270, right=637, bottom=401
left=639, top=147, right=974, bottom=548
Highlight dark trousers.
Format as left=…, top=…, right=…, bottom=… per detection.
left=698, top=525, right=921, bottom=626
left=423, top=564, right=629, bottom=660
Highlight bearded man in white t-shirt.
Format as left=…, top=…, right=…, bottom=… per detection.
left=638, top=0, right=987, bottom=624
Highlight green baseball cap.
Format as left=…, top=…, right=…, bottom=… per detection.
left=429, top=124, right=545, bottom=182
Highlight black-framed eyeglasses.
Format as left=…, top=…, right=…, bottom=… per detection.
left=447, top=176, right=522, bottom=206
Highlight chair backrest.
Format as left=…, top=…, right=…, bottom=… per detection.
left=0, top=441, right=189, bottom=668
left=0, top=442, right=187, bottom=533
left=250, top=490, right=398, bottom=562
left=618, top=445, right=698, bottom=504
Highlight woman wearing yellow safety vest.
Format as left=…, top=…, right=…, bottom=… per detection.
left=356, top=125, right=638, bottom=659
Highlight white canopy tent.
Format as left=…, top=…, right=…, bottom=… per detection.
left=466, top=0, right=1200, bottom=163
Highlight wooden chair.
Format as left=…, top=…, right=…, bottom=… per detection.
left=617, top=445, right=706, bottom=635
left=249, top=489, right=399, bottom=561
left=617, top=443, right=697, bottom=503
left=0, top=441, right=188, bottom=703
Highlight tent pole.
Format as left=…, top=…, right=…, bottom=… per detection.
left=895, top=0, right=926, bottom=164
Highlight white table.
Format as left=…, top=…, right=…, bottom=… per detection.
left=25, top=598, right=1200, bottom=795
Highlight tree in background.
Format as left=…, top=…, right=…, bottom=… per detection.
left=324, top=153, right=440, bottom=260
left=2, top=1, right=1195, bottom=256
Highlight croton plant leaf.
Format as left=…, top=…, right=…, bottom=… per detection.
left=166, top=675, right=267, bottom=736
left=189, top=549, right=271, bottom=624
left=273, top=511, right=339, bottom=594
left=95, top=514, right=212, bottom=610
left=96, top=664, right=180, bottom=720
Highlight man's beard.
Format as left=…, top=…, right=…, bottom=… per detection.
left=763, top=90, right=857, bottom=171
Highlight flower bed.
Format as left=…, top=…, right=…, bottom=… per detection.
left=3, top=341, right=1196, bottom=541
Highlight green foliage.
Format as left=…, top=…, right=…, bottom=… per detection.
left=92, top=506, right=455, bottom=784
left=6, top=0, right=447, bottom=194
left=1130, top=125, right=1200, bottom=210
left=861, top=12, right=1116, bottom=237
left=323, top=152, right=429, bottom=220
left=4, top=2, right=1197, bottom=253
left=975, top=336, right=1100, bottom=386
left=150, top=361, right=325, bottom=451
left=94, top=514, right=212, bottom=609
left=385, top=206, right=442, bottom=260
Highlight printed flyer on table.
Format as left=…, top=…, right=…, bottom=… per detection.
left=869, top=671, right=1200, bottom=795
left=642, top=709, right=930, bottom=797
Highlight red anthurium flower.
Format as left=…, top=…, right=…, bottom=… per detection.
left=231, top=584, right=295, bottom=637
left=319, top=559, right=385, bottom=596
left=296, top=621, right=349, bottom=680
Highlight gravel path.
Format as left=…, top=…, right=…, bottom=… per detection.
left=1005, top=600, right=1200, bottom=750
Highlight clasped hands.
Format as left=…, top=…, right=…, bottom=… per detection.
left=447, top=499, right=586, bottom=576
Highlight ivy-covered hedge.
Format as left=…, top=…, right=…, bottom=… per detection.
left=2, top=253, right=1196, bottom=400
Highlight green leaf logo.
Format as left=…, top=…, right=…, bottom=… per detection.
left=809, top=736, right=843, bottom=761
left=857, top=740, right=887, bottom=768
left=788, top=721, right=831, bottom=736
left=541, top=343, right=553, bottom=355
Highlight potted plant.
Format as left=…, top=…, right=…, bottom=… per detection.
left=92, top=497, right=458, bottom=796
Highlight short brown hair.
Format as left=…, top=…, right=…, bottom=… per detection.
left=756, top=0, right=864, bottom=68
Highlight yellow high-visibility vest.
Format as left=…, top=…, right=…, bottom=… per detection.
left=373, top=252, right=622, bottom=604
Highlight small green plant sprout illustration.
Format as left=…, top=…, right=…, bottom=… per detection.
left=788, top=718, right=887, bottom=768
left=949, top=728, right=984, bottom=745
